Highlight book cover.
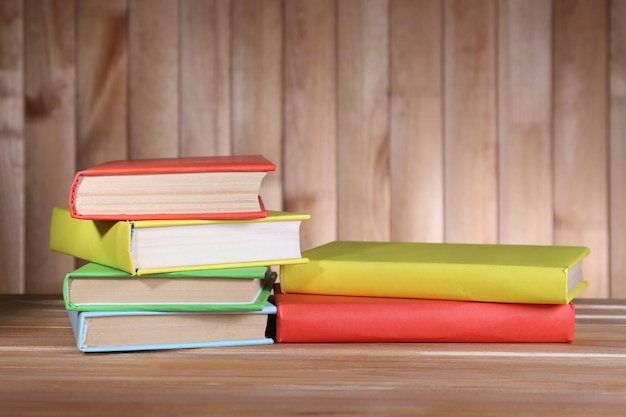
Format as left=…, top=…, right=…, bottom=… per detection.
left=68, top=302, right=277, bottom=353
left=274, top=291, right=576, bottom=343
left=63, top=263, right=277, bottom=312
left=69, top=155, right=276, bottom=220
left=50, top=205, right=309, bottom=275
left=279, top=241, right=590, bottom=304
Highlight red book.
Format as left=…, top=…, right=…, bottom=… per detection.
left=68, top=155, right=276, bottom=220
left=274, top=291, right=576, bottom=343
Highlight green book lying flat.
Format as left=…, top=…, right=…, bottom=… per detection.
left=63, top=263, right=276, bottom=312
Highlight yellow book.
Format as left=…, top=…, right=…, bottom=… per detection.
left=279, top=241, right=590, bottom=304
left=50, top=206, right=309, bottom=275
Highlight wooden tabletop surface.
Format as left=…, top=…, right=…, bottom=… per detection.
left=1, top=295, right=626, bottom=416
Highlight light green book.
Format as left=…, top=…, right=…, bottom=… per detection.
left=63, top=263, right=276, bottom=312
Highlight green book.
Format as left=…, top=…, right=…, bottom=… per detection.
left=63, top=263, right=276, bottom=312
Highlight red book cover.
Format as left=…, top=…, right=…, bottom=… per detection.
left=73, top=155, right=276, bottom=176
left=274, top=291, right=575, bottom=343
left=69, top=155, right=276, bottom=220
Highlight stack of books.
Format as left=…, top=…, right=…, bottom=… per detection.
left=49, top=155, right=310, bottom=352
left=275, top=241, right=590, bottom=343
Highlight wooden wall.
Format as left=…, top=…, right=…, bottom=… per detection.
left=0, top=0, right=623, bottom=298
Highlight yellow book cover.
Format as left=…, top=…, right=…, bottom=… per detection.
left=279, top=241, right=590, bottom=304
left=50, top=206, right=309, bottom=275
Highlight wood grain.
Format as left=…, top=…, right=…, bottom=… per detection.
left=553, top=0, right=609, bottom=298
left=443, top=0, right=498, bottom=244
left=390, top=0, right=444, bottom=243
left=180, top=0, right=231, bottom=157
left=0, top=0, right=24, bottom=293
left=24, top=0, right=75, bottom=293
left=129, top=0, right=178, bottom=158
left=610, top=0, right=626, bottom=298
left=283, top=0, right=337, bottom=250
left=1, top=295, right=626, bottom=416
left=337, top=0, right=389, bottom=241
left=498, top=0, right=553, bottom=245
left=64, top=0, right=128, bottom=274
left=0, top=0, right=625, bottom=296
left=77, top=0, right=128, bottom=170
left=232, top=0, right=283, bottom=210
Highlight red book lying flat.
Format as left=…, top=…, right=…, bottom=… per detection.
left=274, top=291, right=576, bottom=343
left=69, top=155, right=276, bottom=220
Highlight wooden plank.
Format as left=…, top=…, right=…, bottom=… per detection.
left=498, top=0, right=553, bottom=245
left=443, top=0, right=498, bottom=244
left=24, top=0, right=76, bottom=293
left=283, top=0, right=337, bottom=250
left=180, top=0, right=230, bottom=157
left=0, top=0, right=24, bottom=293
left=610, top=0, right=626, bottom=298
left=232, top=0, right=283, bottom=210
left=128, top=0, right=178, bottom=158
left=389, top=0, right=443, bottom=242
left=3, top=296, right=626, bottom=415
left=553, top=0, right=609, bottom=298
left=76, top=0, right=129, bottom=170
left=337, top=0, right=389, bottom=241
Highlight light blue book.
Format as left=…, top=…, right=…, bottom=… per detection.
left=68, top=302, right=276, bottom=353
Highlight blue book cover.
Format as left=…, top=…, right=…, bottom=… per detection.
left=68, top=302, right=276, bottom=353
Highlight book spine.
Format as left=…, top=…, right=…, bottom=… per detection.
left=280, top=261, right=569, bottom=304
left=276, top=302, right=575, bottom=343
left=50, top=207, right=136, bottom=274
left=67, top=172, right=82, bottom=218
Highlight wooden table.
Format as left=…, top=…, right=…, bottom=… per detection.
left=1, top=295, right=626, bottom=416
